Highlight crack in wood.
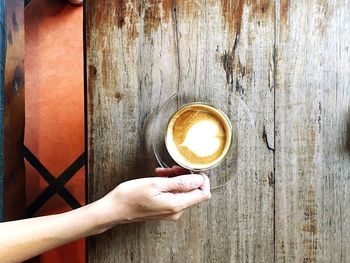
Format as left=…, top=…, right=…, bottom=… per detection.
left=263, top=125, right=275, bottom=151
left=171, top=0, right=180, bottom=90
left=220, top=33, right=240, bottom=87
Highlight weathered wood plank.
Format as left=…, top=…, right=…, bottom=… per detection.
left=275, top=0, right=350, bottom=262
left=0, top=0, right=25, bottom=221
left=173, top=1, right=275, bottom=262
left=86, top=0, right=180, bottom=261
left=86, top=0, right=274, bottom=262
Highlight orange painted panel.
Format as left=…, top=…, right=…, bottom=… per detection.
left=24, top=0, right=84, bottom=262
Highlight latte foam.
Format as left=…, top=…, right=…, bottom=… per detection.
left=180, top=120, right=223, bottom=157
left=165, top=103, right=232, bottom=170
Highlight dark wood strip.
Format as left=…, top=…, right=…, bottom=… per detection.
left=0, top=0, right=25, bottom=222
left=0, top=0, right=6, bottom=222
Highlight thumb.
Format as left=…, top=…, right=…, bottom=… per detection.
left=160, top=174, right=205, bottom=192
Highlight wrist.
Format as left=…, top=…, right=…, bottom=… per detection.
left=68, top=203, right=104, bottom=236
left=87, top=195, right=124, bottom=234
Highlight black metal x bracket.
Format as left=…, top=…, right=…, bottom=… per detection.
left=24, top=146, right=85, bottom=217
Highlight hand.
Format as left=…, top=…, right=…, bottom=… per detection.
left=0, top=167, right=210, bottom=262
left=92, top=167, right=211, bottom=233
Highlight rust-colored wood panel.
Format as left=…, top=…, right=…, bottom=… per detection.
left=275, top=0, right=350, bottom=262
left=85, top=0, right=274, bottom=262
left=0, top=0, right=25, bottom=221
left=0, top=0, right=4, bottom=221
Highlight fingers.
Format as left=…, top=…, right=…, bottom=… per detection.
left=199, top=173, right=211, bottom=196
left=158, top=174, right=211, bottom=211
left=143, top=210, right=185, bottom=221
left=155, top=166, right=190, bottom=177
left=173, top=185, right=211, bottom=210
left=172, top=166, right=190, bottom=176
left=163, top=211, right=184, bottom=221
left=170, top=174, right=211, bottom=210
left=155, top=167, right=174, bottom=177
left=160, top=174, right=205, bottom=192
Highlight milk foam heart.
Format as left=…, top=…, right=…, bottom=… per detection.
left=180, top=120, right=223, bottom=158
left=165, top=103, right=232, bottom=170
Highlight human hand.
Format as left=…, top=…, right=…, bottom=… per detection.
left=0, top=168, right=210, bottom=262
left=91, top=167, right=211, bottom=233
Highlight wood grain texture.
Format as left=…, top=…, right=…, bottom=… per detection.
left=0, top=0, right=5, bottom=221
left=275, top=0, right=350, bottom=262
left=0, top=0, right=25, bottom=221
left=174, top=1, right=275, bottom=262
left=86, top=0, right=274, bottom=262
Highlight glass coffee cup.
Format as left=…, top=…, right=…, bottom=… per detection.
left=151, top=86, right=254, bottom=189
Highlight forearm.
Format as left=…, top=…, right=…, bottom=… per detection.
left=0, top=172, right=210, bottom=263
left=0, top=203, right=99, bottom=263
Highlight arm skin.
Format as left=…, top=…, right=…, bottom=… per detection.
left=0, top=167, right=211, bottom=263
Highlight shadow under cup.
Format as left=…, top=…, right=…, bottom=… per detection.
left=151, top=87, right=254, bottom=189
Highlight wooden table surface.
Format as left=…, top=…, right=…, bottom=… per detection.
left=85, top=1, right=350, bottom=262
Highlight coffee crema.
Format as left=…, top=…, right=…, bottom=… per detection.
left=165, top=103, right=232, bottom=170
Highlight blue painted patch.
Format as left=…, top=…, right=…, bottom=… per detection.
left=0, top=0, right=6, bottom=222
